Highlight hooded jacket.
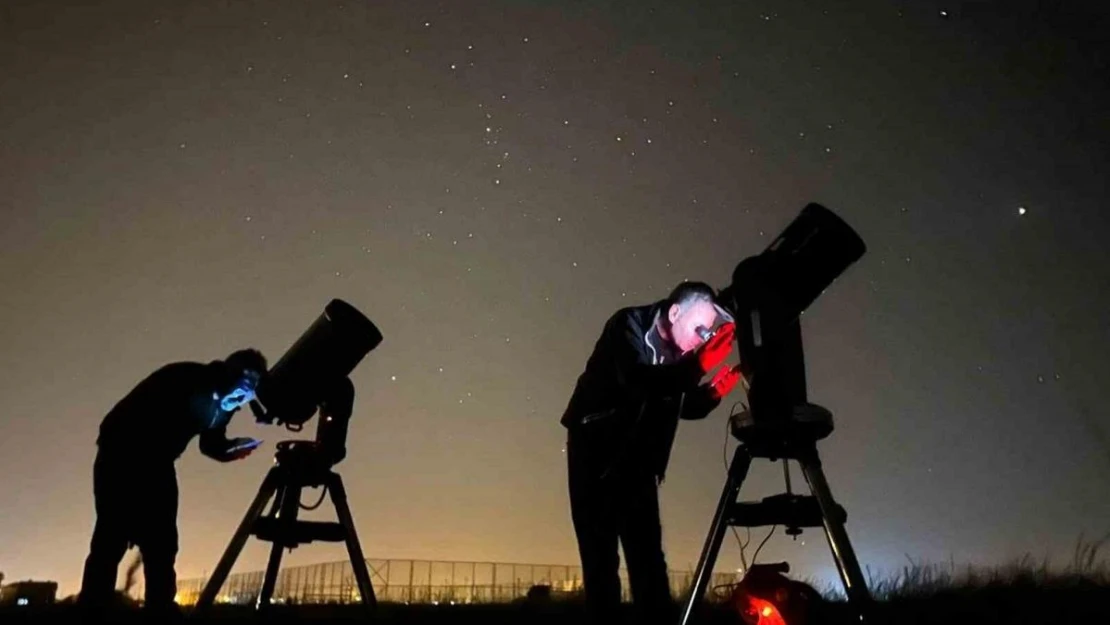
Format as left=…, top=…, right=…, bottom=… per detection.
left=96, top=361, right=241, bottom=465
left=561, top=301, right=721, bottom=481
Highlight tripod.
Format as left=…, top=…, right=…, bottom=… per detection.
left=193, top=440, right=377, bottom=612
left=677, top=403, right=872, bottom=625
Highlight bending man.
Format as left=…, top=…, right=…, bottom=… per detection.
left=78, top=348, right=268, bottom=618
left=561, top=281, right=743, bottom=625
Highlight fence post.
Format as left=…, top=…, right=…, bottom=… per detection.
left=408, top=560, right=415, bottom=604
left=383, top=559, right=391, bottom=603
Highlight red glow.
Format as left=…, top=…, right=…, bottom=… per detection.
left=708, top=363, right=743, bottom=399
left=745, top=596, right=788, bottom=625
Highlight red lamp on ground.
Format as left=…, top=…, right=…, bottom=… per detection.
left=730, top=562, right=821, bottom=625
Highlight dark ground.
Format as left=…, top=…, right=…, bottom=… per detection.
left=4, top=586, right=1110, bottom=625
left=0, top=603, right=741, bottom=625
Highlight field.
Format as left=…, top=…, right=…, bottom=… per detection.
left=2, top=582, right=1109, bottom=625
left=3, top=540, right=1109, bottom=624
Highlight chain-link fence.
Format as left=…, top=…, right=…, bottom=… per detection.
left=176, top=559, right=740, bottom=606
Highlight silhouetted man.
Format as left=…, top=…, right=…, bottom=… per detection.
left=562, top=282, right=743, bottom=625
left=78, top=348, right=268, bottom=619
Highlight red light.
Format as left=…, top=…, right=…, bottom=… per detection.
left=746, top=596, right=788, bottom=625
left=731, top=563, right=814, bottom=625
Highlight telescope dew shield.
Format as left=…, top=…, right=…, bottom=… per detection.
left=738, top=202, right=866, bottom=325
left=720, top=204, right=866, bottom=424
left=253, top=299, right=383, bottom=427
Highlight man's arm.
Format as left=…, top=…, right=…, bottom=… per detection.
left=199, top=425, right=234, bottom=461
left=682, top=363, right=745, bottom=420
left=609, top=312, right=704, bottom=402
left=679, top=386, right=721, bottom=421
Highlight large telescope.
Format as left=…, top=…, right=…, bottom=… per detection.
left=250, top=298, right=382, bottom=432
left=679, top=203, right=873, bottom=625
left=715, top=202, right=866, bottom=426
left=198, top=298, right=383, bottom=613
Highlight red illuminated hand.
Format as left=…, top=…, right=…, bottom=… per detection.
left=696, top=322, right=735, bottom=374
left=708, top=364, right=744, bottom=400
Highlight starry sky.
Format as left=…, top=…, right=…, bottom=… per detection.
left=1, top=0, right=1108, bottom=597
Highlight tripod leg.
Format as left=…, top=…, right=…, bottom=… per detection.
left=196, top=467, right=282, bottom=610
left=796, top=445, right=873, bottom=619
left=256, top=482, right=301, bottom=610
left=327, top=472, right=377, bottom=610
left=677, top=444, right=753, bottom=625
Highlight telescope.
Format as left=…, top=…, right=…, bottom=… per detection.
left=679, top=203, right=873, bottom=625
left=197, top=299, right=383, bottom=613
left=249, top=298, right=383, bottom=466
left=715, top=202, right=866, bottom=431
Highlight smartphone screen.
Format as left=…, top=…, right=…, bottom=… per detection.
left=230, top=439, right=262, bottom=452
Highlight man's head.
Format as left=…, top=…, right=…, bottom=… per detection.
left=662, top=281, right=721, bottom=354
left=218, top=348, right=268, bottom=412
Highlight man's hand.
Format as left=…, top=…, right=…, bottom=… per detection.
left=708, top=364, right=745, bottom=400
left=696, top=322, right=736, bottom=374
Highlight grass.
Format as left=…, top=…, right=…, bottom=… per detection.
left=3, top=537, right=1109, bottom=624
left=862, top=534, right=1110, bottom=601
left=844, top=534, right=1110, bottom=624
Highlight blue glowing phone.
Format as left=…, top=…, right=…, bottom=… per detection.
left=230, top=439, right=262, bottom=453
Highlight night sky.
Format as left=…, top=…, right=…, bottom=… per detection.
left=2, top=0, right=1108, bottom=597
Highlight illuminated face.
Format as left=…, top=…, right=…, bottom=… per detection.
left=219, top=385, right=255, bottom=412
left=667, top=298, right=720, bottom=354
left=219, top=372, right=259, bottom=412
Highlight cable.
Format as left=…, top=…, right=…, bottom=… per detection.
left=722, top=402, right=752, bottom=571
left=751, top=525, right=776, bottom=566
left=300, top=485, right=328, bottom=511
left=731, top=528, right=752, bottom=573
left=718, top=393, right=776, bottom=574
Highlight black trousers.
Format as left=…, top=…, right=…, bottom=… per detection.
left=568, top=426, right=676, bottom=625
left=79, top=451, right=179, bottom=612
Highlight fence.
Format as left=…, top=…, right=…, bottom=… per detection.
left=175, top=558, right=741, bottom=606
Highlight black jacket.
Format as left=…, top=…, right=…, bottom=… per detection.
left=561, top=302, right=721, bottom=480
left=97, top=361, right=241, bottom=465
